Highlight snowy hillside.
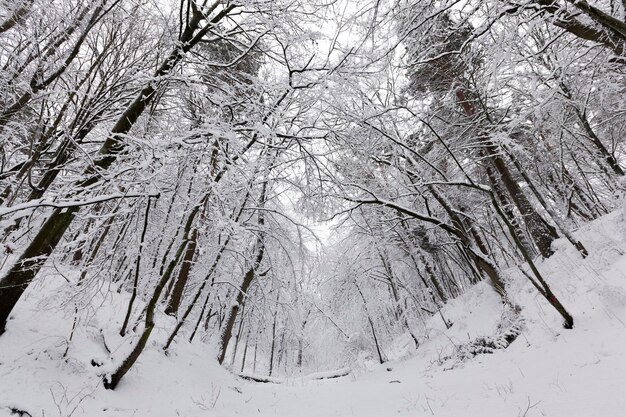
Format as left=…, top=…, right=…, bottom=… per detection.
left=1, top=203, right=625, bottom=417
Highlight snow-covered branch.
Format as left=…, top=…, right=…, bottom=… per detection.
left=0, top=193, right=159, bottom=219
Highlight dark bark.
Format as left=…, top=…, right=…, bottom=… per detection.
left=268, top=293, right=280, bottom=376
left=163, top=231, right=233, bottom=352
left=252, top=330, right=259, bottom=373
left=488, top=191, right=574, bottom=328
left=0, top=4, right=235, bottom=336
left=217, top=179, right=268, bottom=364
left=456, top=88, right=558, bottom=258
left=562, top=0, right=626, bottom=40
left=168, top=185, right=253, bottom=349
left=238, top=374, right=281, bottom=384
left=232, top=304, right=248, bottom=365
left=165, top=228, right=198, bottom=316
left=105, top=194, right=204, bottom=388
left=217, top=241, right=265, bottom=364
left=296, top=338, right=304, bottom=368
left=0, top=0, right=33, bottom=33
left=240, top=324, right=252, bottom=373
left=502, top=143, right=589, bottom=258
left=482, top=158, right=537, bottom=257
left=428, top=185, right=508, bottom=298
left=0, top=208, right=77, bottom=334
left=104, top=291, right=158, bottom=389
left=529, top=0, right=626, bottom=58
left=296, top=311, right=309, bottom=367
left=190, top=304, right=213, bottom=342
left=150, top=162, right=195, bottom=269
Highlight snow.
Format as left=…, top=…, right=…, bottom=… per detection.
left=2, top=204, right=626, bottom=417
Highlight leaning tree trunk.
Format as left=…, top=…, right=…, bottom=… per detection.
left=482, top=158, right=537, bottom=258
left=163, top=225, right=238, bottom=353
left=105, top=191, right=209, bottom=389
left=217, top=239, right=265, bottom=364
left=217, top=179, right=269, bottom=364
left=268, top=292, right=280, bottom=375
left=0, top=0, right=33, bottom=34
left=456, top=88, right=559, bottom=258
left=165, top=228, right=198, bottom=316
left=0, top=3, right=236, bottom=335
left=501, top=142, right=589, bottom=258
left=354, top=280, right=385, bottom=364
left=167, top=180, right=255, bottom=350
left=488, top=192, right=574, bottom=328
left=532, top=0, right=626, bottom=58
left=120, top=198, right=153, bottom=337
left=428, top=185, right=508, bottom=298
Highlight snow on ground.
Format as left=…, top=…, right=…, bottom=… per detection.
left=1, top=204, right=626, bottom=417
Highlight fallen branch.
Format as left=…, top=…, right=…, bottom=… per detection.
left=303, top=367, right=351, bottom=381
left=237, top=367, right=351, bottom=384
left=237, top=373, right=283, bottom=384
left=8, top=406, right=33, bottom=417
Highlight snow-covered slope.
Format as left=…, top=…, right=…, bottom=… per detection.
left=2, top=204, right=626, bottom=417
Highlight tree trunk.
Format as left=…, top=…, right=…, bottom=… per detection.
left=0, top=4, right=235, bottom=335
left=502, top=143, right=589, bottom=258
left=217, top=179, right=268, bottom=364
left=240, top=324, right=252, bottom=373
left=217, top=241, right=265, bottom=364
left=0, top=0, right=33, bottom=33
left=354, top=280, right=385, bottom=364
left=120, top=198, right=153, bottom=337
left=428, top=185, right=508, bottom=298
left=456, top=88, right=559, bottom=258
left=488, top=191, right=574, bottom=328
left=268, top=292, right=280, bottom=376
left=105, top=196, right=206, bottom=388
left=165, top=228, right=198, bottom=316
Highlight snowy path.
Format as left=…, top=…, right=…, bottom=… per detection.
left=212, top=312, right=626, bottom=417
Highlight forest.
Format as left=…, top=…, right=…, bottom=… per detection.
left=0, top=0, right=625, bottom=415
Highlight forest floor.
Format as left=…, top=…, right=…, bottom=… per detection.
left=1, top=203, right=626, bottom=417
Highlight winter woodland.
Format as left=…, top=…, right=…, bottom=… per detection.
left=1, top=0, right=626, bottom=415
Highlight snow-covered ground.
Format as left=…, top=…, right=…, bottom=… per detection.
left=1, top=204, right=626, bottom=417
